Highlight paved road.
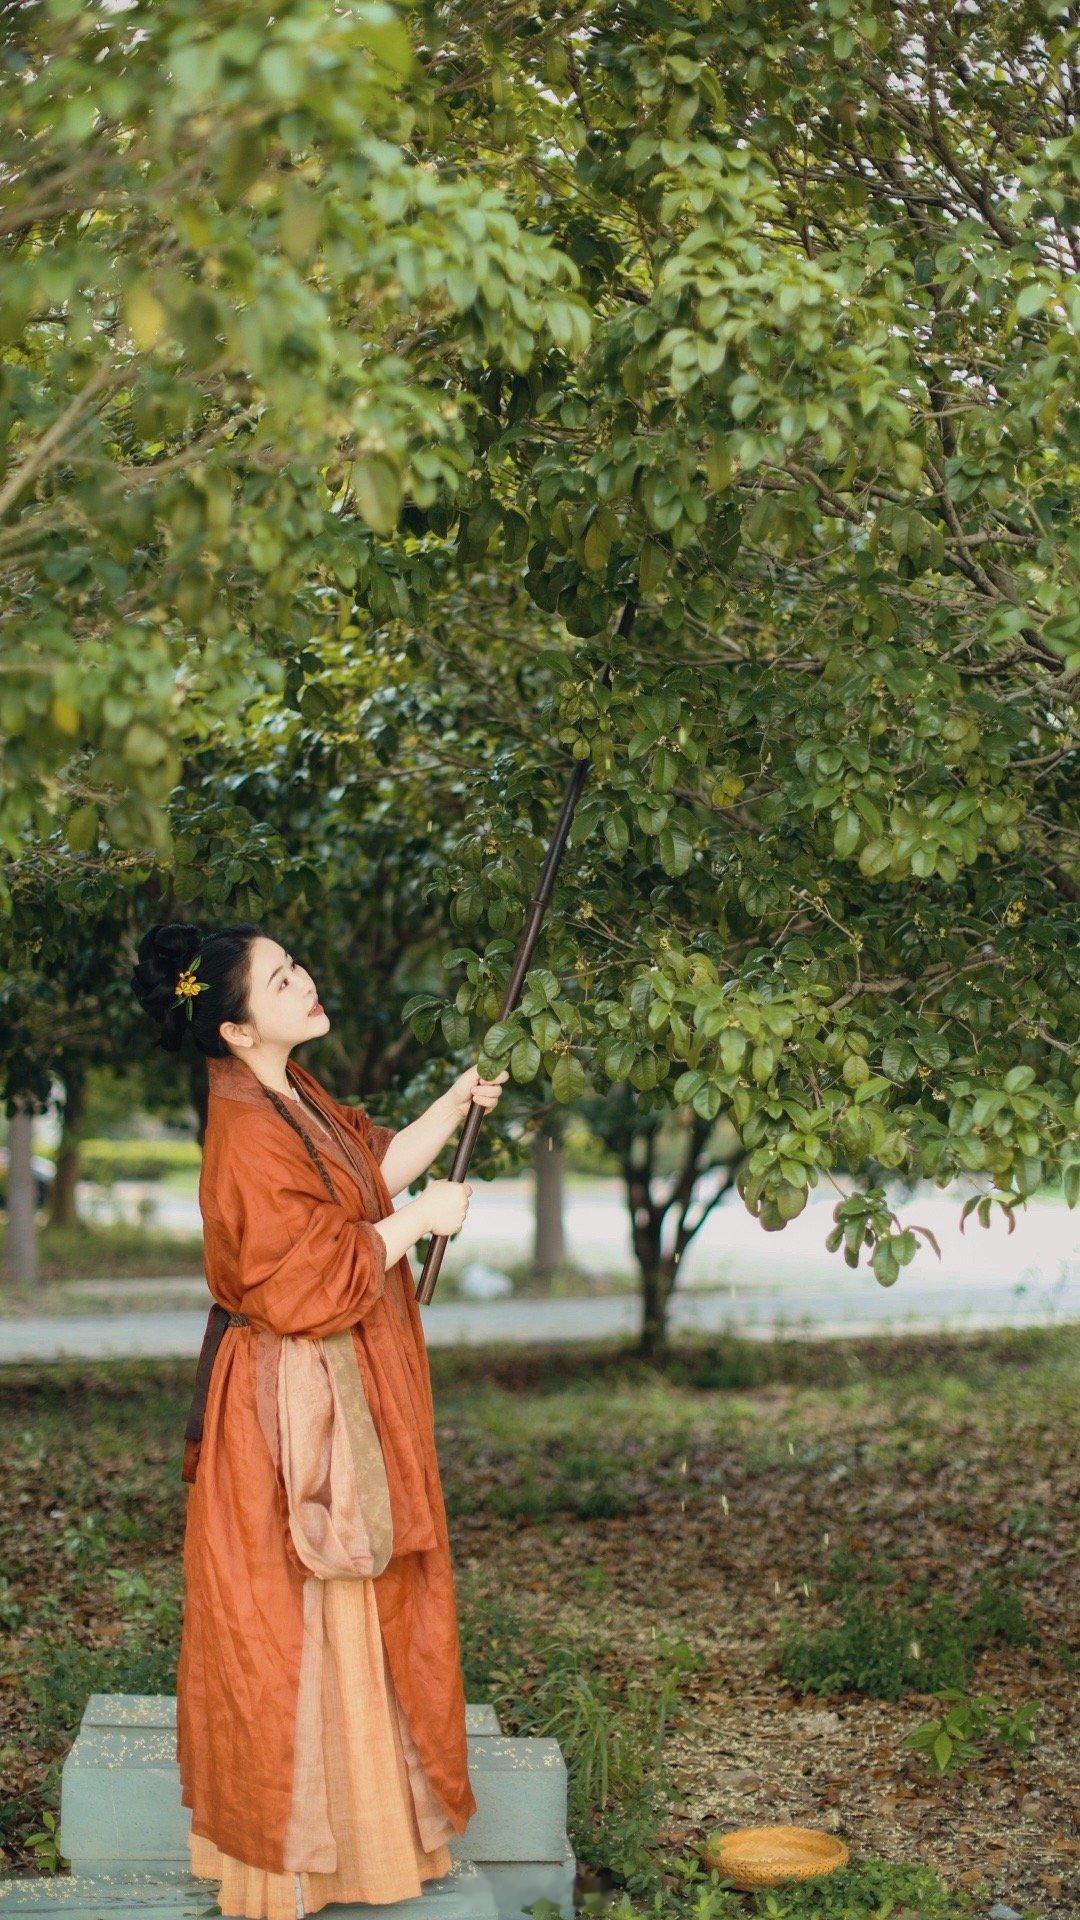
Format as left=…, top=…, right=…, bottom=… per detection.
left=1, top=1268, right=1076, bottom=1364
left=83, top=1172, right=1078, bottom=1283
left=3, top=1179, right=1075, bottom=1363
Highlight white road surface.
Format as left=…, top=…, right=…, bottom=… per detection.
left=1, top=1177, right=1076, bottom=1363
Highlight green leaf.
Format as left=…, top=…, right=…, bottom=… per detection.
left=354, top=457, right=402, bottom=536
left=440, top=1008, right=470, bottom=1050
left=603, top=813, right=629, bottom=857
left=481, top=1021, right=517, bottom=1059
left=719, top=1030, right=746, bottom=1074
left=510, top=1037, right=541, bottom=1082
left=582, top=510, right=615, bottom=572
left=832, top=809, right=860, bottom=858
left=64, top=804, right=99, bottom=852
left=280, top=182, right=322, bottom=263
left=1015, top=281, right=1049, bottom=318
left=651, top=747, right=679, bottom=793
left=551, top=1054, right=585, bottom=1102
left=658, top=825, right=693, bottom=875
left=858, top=838, right=892, bottom=877
left=872, top=1240, right=900, bottom=1286
left=638, top=541, right=669, bottom=595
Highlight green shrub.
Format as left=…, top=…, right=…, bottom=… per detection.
left=69, top=1138, right=202, bottom=1182
left=779, top=1578, right=1037, bottom=1701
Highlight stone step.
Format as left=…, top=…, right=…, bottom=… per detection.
left=0, top=1875, right=208, bottom=1920
left=0, top=1859, right=501, bottom=1920
left=79, top=1694, right=504, bottom=1738
left=61, top=1732, right=568, bottom=1872
left=50, top=1692, right=574, bottom=1916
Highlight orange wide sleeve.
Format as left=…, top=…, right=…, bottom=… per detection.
left=332, top=1097, right=398, bottom=1166
left=231, top=1120, right=389, bottom=1337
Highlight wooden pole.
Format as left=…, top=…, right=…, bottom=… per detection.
left=415, top=600, right=635, bottom=1305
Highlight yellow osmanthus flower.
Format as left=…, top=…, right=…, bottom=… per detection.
left=172, top=953, right=209, bottom=1019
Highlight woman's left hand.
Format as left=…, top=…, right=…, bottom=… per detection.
left=445, top=1065, right=509, bottom=1121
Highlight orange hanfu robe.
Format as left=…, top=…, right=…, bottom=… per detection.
left=176, top=1049, right=477, bottom=1918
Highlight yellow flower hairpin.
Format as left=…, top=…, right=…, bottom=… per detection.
left=172, top=951, right=209, bottom=1020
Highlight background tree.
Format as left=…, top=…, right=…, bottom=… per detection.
left=531, top=1121, right=568, bottom=1282
left=578, top=1088, right=746, bottom=1355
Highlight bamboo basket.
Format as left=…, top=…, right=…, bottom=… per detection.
left=699, top=1824, right=850, bottom=1890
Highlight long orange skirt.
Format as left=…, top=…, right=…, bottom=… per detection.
left=187, top=1575, right=456, bottom=1918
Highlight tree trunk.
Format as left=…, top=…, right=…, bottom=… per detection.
left=531, top=1123, right=566, bottom=1279
left=48, top=1064, right=86, bottom=1229
left=638, top=1257, right=676, bottom=1358
left=4, top=1098, right=39, bottom=1289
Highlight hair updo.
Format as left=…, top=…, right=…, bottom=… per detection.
left=130, top=921, right=266, bottom=1057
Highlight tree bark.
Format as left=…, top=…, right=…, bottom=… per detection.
left=638, top=1248, right=682, bottom=1355
left=621, top=1108, right=746, bottom=1358
left=531, top=1122, right=567, bottom=1279
left=48, top=1063, right=86, bottom=1229
left=4, top=1097, right=39, bottom=1289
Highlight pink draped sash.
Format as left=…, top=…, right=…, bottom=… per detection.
left=254, top=1327, right=393, bottom=1579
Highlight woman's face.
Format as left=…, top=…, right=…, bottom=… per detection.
left=222, top=935, right=330, bottom=1054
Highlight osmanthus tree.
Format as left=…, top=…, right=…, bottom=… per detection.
left=382, top=0, right=1079, bottom=1345
left=3, top=0, right=1078, bottom=1348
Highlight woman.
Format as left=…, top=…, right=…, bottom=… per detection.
left=129, top=920, right=508, bottom=1920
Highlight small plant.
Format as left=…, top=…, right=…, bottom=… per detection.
left=648, top=1630, right=706, bottom=1680
left=58, top=1512, right=110, bottom=1569
left=780, top=1591, right=971, bottom=1699
left=106, top=1566, right=154, bottom=1608
left=994, top=1697, right=1041, bottom=1756
left=0, top=1573, right=25, bottom=1629
left=485, top=1454, right=636, bottom=1523
left=594, top=1851, right=980, bottom=1918
left=904, top=1687, right=1041, bottom=1774
left=103, top=1565, right=179, bottom=1631
left=578, top=1564, right=610, bottom=1595
left=24, top=1809, right=66, bottom=1874
left=1005, top=1500, right=1051, bottom=1539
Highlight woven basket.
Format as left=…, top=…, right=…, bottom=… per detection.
left=699, top=1824, right=850, bottom=1890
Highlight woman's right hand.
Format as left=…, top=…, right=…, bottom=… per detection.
left=420, top=1178, right=473, bottom=1238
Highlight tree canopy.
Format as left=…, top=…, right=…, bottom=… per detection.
left=2, top=0, right=1077, bottom=1291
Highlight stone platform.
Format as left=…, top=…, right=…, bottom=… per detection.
left=0, top=1695, right=575, bottom=1920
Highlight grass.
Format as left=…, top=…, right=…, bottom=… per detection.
left=0, top=1218, right=205, bottom=1284
left=458, top=1575, right=691, bottom=1893
left=0, top=1324, right=1075, bottom=1917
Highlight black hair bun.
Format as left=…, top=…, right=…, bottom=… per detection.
left=130, top=921, right=202, bottom=1052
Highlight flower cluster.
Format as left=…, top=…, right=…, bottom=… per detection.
left=172, top=951, right=209, bottom=1019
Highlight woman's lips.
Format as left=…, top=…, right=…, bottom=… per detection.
left=309, top=998, right=324, bottom=1017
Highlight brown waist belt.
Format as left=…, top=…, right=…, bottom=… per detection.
left=181, top=1304, right=251, bottom=1485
